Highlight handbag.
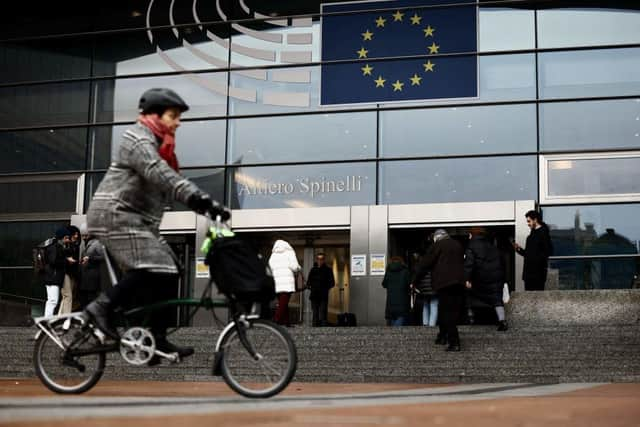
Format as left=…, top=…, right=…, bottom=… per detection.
left=502, top=283, right=510, bottom=304
left=295, top=271, right=306, bottom=292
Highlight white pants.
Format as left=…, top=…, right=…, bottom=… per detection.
left=45, top=285, right=60, bottom=317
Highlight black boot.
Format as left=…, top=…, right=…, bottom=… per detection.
left=435, top=334, right=448, bottom=345
left=497, top=320, right=509, bottom=331
left=148, top=334, right=195, bottom=366
left=446, top=344, right=461, bottom=352
left=84, top=293, right=119, bottom=340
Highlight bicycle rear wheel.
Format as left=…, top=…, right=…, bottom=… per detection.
left=219, top=319, right=297, bottom=398
left=33, top=317, right=105, bottom=394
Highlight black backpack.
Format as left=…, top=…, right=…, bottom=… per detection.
left=32, top=237, right=55, bottom=275
left=205, top=236, right=275, bottom=302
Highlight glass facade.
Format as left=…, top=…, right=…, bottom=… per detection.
left=1, top=1, right=640, bottom=313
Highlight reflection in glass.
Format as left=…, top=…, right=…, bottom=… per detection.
left=547, top=157, right=640, bottom=197
left=0, top=221, right=69, bottom=266
left=538, top=48, right=640, bottom=99
left=84, top=173, right=106, bottom=212
left=229, top=113, right=375, bottom=164
left=549, top=258, right=639, bottom=290
left=381, top=104, right=536, bottom=157
left=538, top=8, right=640, bottom=49
left=540, top=99, right=640, bottom=152
left=229, top=163, right=375, bottom=209
left=543, top=204, right=640, bottom=257
left=479, top=8, right=534, bottom=52
left=172, top=169, right=225, bottom=211
left=93, top=73, right=227, bottom=123
left=379, top=156, right=536, bottom=204
left=0, top=128, right=87, bottom=173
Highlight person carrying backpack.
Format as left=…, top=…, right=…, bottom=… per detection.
left=42, top=228, right=71, bottom=316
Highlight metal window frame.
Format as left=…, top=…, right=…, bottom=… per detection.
left=539, top=151, right=640, bottom=205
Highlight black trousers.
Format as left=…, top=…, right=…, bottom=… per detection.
left=524, top=275, right=546, bottom=291
left=311, top=297, right=328, bottom=327
left=106, top=270, right=178, bottom=334
left=437, top=283, right=465, bottom=346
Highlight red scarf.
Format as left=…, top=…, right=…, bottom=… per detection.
left=138, top=114, right=180, bottom=172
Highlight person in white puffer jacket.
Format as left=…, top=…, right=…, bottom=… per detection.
left=268, top=239, right=301, bottom=326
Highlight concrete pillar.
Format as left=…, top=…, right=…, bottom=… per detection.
left=349, top=205, right=370, bottom=325
left=367, top=205, right=388, bottom=325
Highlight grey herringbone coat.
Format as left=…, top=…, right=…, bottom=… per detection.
left=86, top=123, right=201, bottom=274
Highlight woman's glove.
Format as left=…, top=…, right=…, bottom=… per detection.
left=188, top=193, right=231, bottom=220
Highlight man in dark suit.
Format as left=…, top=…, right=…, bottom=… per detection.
left=414, top=229, right=465, bottom=352
left=513, top=210, right=553, bottom=291
left=307, top=253, right=335, bottom=326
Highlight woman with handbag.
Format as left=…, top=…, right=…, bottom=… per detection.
left=268, top=239, right=301, bottom=327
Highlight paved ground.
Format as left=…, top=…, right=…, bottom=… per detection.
left=1, top=380, right=639, bottom=427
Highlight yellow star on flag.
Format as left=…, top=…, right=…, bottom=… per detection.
left=428, top=42, right=440, bottom=54
left=410, top=74, right=422, bottom=85
left=362, top=30, right=373, bottom=41
left=392, top=80, right=404, bottom=91
left=375, top=16, right=386, bottom=27
left=357, top=47, right=368, bottom=58
left=361, top=64, right=373, bottom=76
left=392, top=10, right=404, bottom=21
left=423, top=25, right=435, bottom=37
left=374, top=76, right=386, bottom=87
left=410, top=14, right=422, bottom=25
left=423, top=60, right=435, bottom=72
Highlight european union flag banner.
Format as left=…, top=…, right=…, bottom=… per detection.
left=321, top=0, right=477, bottom=105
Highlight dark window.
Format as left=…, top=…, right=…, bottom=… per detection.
left=0, top=128, right=87, bottom=173
left=0, top=180, right=77, bottom=214
left=172, top=168, right=226, bottom=211
left=0, top=82, right=90, bottom=128
left=549, top=258, right=639, bottom=290
left=0, top=221, right=69, bottom=266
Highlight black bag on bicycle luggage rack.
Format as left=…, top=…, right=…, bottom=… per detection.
left=205, top=235, right=275, bottom=302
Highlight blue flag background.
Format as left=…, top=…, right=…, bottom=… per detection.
left=320, top=0, right=477, bottom=105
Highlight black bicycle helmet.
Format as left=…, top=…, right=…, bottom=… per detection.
left=138, top=88, right=189, bottom=115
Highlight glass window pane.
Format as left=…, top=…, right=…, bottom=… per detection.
left=379, top=156, right=536, bottom=204
left=540, top=99, right=640, bottom=152
left=543, top=204, right=640, bottom=257
left=0, top=3, right=92, bottom=39
left=229, top=113, right=376, bottom=164
left=381, top=104, right=536, bottom=157
left=0, top=181, right=77, bottom=214
left=0, top=221, right=69, bottom=266
left=538, top=8, right=640, bottom=49
left=0, top=82, right=90, bottom=128
left=98, top=120, right=226, bottom=170
left=229, top=162, right=375, bottom=209
left=548, top=157, right=640, bottom=197
left=549, top=258, right=639, bottom=290
left=0, top=128, right=87, bottom=173
left=93, top=73, right=227, bottom=123
left=0, top=39, right=91, bottom=84
left=93, top=25, right=230, bottom=78
left=479, top=8, right=534, bottom=52
left=538, top=48, right=640, bottom=99
left=172, top=168, right=225, bottom=211
left=84, top=172, right=105, bottom=212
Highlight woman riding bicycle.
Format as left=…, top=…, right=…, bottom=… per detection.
left=84, top=88, right=230, bottom=360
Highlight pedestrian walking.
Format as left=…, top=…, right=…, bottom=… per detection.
left=268, top=239, right=301, bottom=327
left=382, top=256, right=411, bottom=326
left=414, top=229, right=465, bottom=352
left=513, top=210, right=553, bottom=291
left=464, top=227, right=508, bottom=331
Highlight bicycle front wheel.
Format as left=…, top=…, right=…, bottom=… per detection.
left=219, top=319, right=297, bottom=398
left=33, top=318, right=105, bottom=394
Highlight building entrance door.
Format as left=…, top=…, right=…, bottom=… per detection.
left=241, top=230, right=350, bottom=326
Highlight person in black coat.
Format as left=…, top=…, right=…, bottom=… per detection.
left=307, top=253, right=335, bottom=326
left=513, top=210, right=553, bottom=291
left=382, top=256, right=411, bottom=326
left=464, top=227, right=508, bottom=331
left=414, top=229, right=465, bottom=351
left=43, top=227, right=71, bottom=316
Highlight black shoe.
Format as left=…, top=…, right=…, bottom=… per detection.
left=497, top=320, right=509, bottom=331
left=446, top=344, right=461, bottom=352
left=156, top=338, right=194, bottom=359
left=435, top=335, right=448, bottom=345
left=84, top=293, right=119, bottom=340
left=467, top=310, right=475, bottom=325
